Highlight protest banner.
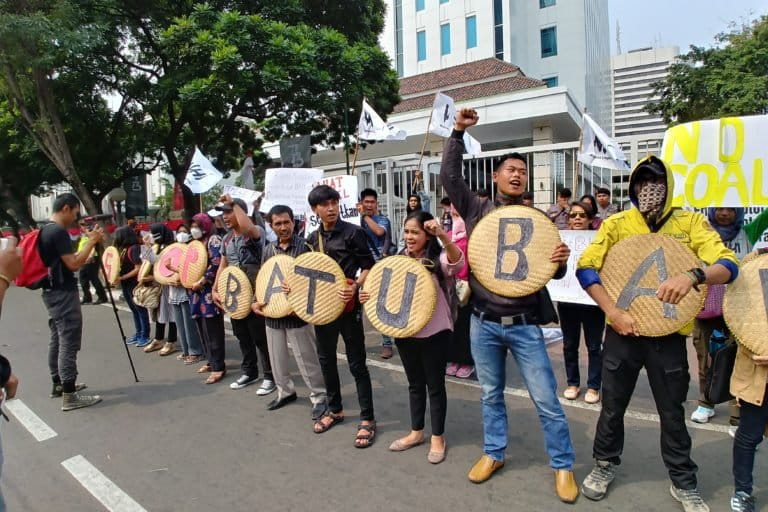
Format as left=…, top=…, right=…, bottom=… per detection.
left=286, top=252, right=346, bottom=325
left=304, top=174, right=359, bottom=235
left=254, top=254, right=295, bottom=318
left=222, top=185, right=262, bottom=215
left=179, top=241, right=208, bottom=288
left=546, top=230, right=597, bottom=306
left=153, top=243, right=187, bottom=286
left=261, top=167, right=324, bottom=215
left=661, top=114, right=768, bottom=208
left=216, top=266, right=253, bottom=320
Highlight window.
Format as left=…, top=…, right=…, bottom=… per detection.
left=540, top=0, right=556, bottom=7
left=440, top=24, right=451, bottom=56
left=417, top=30, right=427, bottom=61
left=543, top=76, right=558, bottom=87
left=540, top=26, right=557, bottom=58
left=466, top=16, right=477, bottom=49
left=440, top=0, right=449, bottom=3
left=493, top=0, right=504, bottom=59
left=416, top=0, right=425, bottom=11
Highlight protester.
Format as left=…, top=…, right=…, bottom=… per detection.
left=38, top=193, right=103, bottom=411
left=441, top=109, right=578, bottom=502
left=547, top=188, right=572, bottom=230
left=114, top=226, right=150, bottom=346
left=558, top=202, right=604, bottom=404
left=188, top=214, right=227, bottom=384
left=690, top=207, right=768, bottom=427
left=360, top=212, right=462, bottom=463
left=579, top=195, right=603, bottom=230
left=76, top=220, right=107, bottom=305
left=167, top=226, right=204, bottom=365
left=439, top=197, right=453, bottom=232
left=212, top=196, right=275, bottom=394
left=252, top=205, right=328, bottom=424
left=142, top=223, right=178, bottom=353
left=445, top=206, right=474, bottom=379
left=358, top=188, right=395, bottom=359
left=522, top=191, right=534, bottom=208
left=576, top=155, right=738, bottom=512
left=595, top=187, right=619, bottom=220
left=303, top=184, right=377, bottom=448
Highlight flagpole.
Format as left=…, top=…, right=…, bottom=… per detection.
left=350, top=137, right=361, bottom=176
left=198, top=193, right=203, bottom=213
left=414, top=113, right=433, bottom=192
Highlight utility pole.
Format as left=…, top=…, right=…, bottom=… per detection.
left=344, top=106, right=351, bottom=175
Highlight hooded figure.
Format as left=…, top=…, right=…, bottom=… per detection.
left=575, top=155, right=738, bottom=510
left=150, top=223, right=175, bottom=247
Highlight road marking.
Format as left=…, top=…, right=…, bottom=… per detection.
left=4, top=399, right=58, bottom=441
left=61, top=455, right=148, bottom=512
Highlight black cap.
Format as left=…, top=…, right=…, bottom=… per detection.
left=215, top=198, right=248, bottom=212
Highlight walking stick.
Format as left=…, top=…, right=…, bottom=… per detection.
left=96, top=247, right=140, bottom=383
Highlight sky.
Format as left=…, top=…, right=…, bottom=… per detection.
left=608, top=0, right=767, bottom=55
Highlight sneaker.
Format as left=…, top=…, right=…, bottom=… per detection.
left=690, top=406, right=715, bottom=424
left=51, top=382, right=87, bottom=398
left=135, top=337, right=152, bottom=348
left=670, top=485, right=709, bottom=512
left=256, top=379, right=277, bottom=396
left=142, top=339, right=163, bottom=352
left=125, top=335, right=138, bottom=345
left=731, top=491, right=755, bottom=512
left=445, top=363, right=460, bottom=376
left=581, top=460, right=615, bottom=501
left=62, top=392, right=102, bottom=411
left=230, top=374, right=259, bottom=390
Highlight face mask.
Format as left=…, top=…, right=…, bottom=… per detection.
left=176, top=232, right=191, bottom=243
left=190, top=227, right=203, bottom=240
left=637, top=182, right=666, bottom=219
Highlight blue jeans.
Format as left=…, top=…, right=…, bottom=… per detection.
left=122, top=281, right=150, bottom=339
left=470, top=314, right=575, bottom=469
left=171, top=302, right=203, bottom=356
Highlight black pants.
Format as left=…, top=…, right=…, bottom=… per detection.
left=79, top=261, right=107, bottom=302
left=594, top=327, right=697, bottom=490
left=448, top=304, right=473, bottom=365
left=154, top=320, right=177, bottom=342
left=231, top=312, right=272, bottom=380
left=396, top=330, right=450, bottom=435
left=733, top=387, right=768, bottom=495
left=315, top=306, right=374, bottom=421
left=558, top=303, right=605, bottom=390
left=197, top=315, right=226, bottom=372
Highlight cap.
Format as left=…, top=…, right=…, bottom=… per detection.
left=215, top=198, right=248, bottom=212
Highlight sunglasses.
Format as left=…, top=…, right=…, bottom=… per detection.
left=569, top=212, right=587, bottom=219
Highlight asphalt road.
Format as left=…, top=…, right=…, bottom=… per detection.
left=1, top=288, right=764, bottom=511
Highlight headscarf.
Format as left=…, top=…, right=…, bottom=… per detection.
left=150, top=223, right=174, bottom=246
left=192, top=213, right=213, bottom=238
left=707, top=208, right=745, bottom=242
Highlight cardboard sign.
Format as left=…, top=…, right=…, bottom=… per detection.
left=101, top=246, right=120, bottom=286
left=286, top=252, right=346, bottom=325
left=724, top=253, right=768, bottom=355
left=662, top=115, right=768, bottom=208
left=180, top=241, right=208, bottom=288
left=254, top=254, right=295, bottom=318
left=222, top=185, right=263, bottom=216
left=261, top=167, right=324, bottom=215
left=363, top=256, right=437, bottom=338
left=153, top=243, right=187, bottom=286
left=546, top=230, right=598, bottom=306
left=600, top=234, right=707, bottom=337
left=216, top=266, right=253, bottom=320
left=467, top=206, right=561, bottom=298
left=304, top=175, right=359, bottom=235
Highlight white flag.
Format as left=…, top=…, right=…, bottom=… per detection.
left=429, top=92, right=482, bottom=155
left=577, top=113, right=630, bottom=171
left=357, top=99, right=407, bottom=141
left=184, top=147, right=223, bottom=194
left=240, top=155, right=254, bottom=190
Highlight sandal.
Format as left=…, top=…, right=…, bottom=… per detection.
left=197, top=364, right=212, bottom=374
left=176, top=353, right=187, bottom=361
left=204, top=371, right=225, bottom=384
left=313, top=411, right=344, bottom=434
left=185, top=355, right=203, bottom=365
left=354, top=422, right=377, bottom=449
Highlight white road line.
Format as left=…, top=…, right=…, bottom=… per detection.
left=4, top=399, right=57, bottom=441
left=61, top=455, right=148, bottom=512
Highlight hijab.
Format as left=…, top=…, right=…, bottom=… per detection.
left=707, top=208, right=745, bottom=242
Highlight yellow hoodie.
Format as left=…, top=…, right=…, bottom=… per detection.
left=576, top=156, right=738, bottom=335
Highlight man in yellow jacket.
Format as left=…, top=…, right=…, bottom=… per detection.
left=76, top=221, right=108, bottom=305
left=576, top=156, right=738, bottom=512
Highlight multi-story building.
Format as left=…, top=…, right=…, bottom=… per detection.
left=380, top=0, right=611, bottom=131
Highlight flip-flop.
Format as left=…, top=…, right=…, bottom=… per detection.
left=197, top=364, right=212, bottom=374
left=313, top=412, right=344, bottom=434
left=204, top=371, right=225, bottom=385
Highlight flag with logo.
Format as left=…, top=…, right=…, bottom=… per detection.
left=577, top=113, right=630, bottom=170
left=184, top=147, right=223, bottom=194
left=357, top=99, right=407, bottom=141
left=428, top=93, right=482, bottom=155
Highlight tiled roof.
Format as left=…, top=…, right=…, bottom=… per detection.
left=399, top=58, right=526, bottom=95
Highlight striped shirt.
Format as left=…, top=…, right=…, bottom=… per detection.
left=261, top=235, right=313, bottom=330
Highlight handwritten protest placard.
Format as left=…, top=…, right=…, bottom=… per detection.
left=305, top=175, right=359, bottom=235
left=661, top=114, right=768, bottom=208
left=222, top=185, right=262, bottom=215
left=546, top=230, right=597, bottom=306
left=261, top=167, right=324, bottom=215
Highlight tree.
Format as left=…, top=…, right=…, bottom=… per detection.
left=647, top=16, right=768, bottom=125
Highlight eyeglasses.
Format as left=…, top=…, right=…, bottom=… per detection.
left=569, top=212, right=587, bottom=219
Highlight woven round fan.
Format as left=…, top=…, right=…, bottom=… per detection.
left=153, top=243, right=188, bottom=286
left=216, top=266, right=253, bottom=320
left=287, top=252, right=346, bottom=325
left=138, top=260, right=153, bottom=281
left=468, top=205, right=561, bottom=297
left=254, top=254, right=295, bottom=318
left=724, top=255, right=768, bottom=355
left=101, top=246, right=120, bottom=286
left=600, top=234, right=707, bottom=337
left=180, top=241, right=208, bottom=288
left=363, top=255, right=437, bottom=338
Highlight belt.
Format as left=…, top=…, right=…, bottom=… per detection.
left=472, top=308, right=535, bottom=326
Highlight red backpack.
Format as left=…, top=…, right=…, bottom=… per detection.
left=15, top=229, right=49, bottom=289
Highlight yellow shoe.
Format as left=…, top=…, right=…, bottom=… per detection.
left=143, top=339, right=164, bottom=353
left=554, top=469, right=579, bottom=503
left=158, top=342, right=178, bottom=356
left=468, top=455, right=504, bottom=483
